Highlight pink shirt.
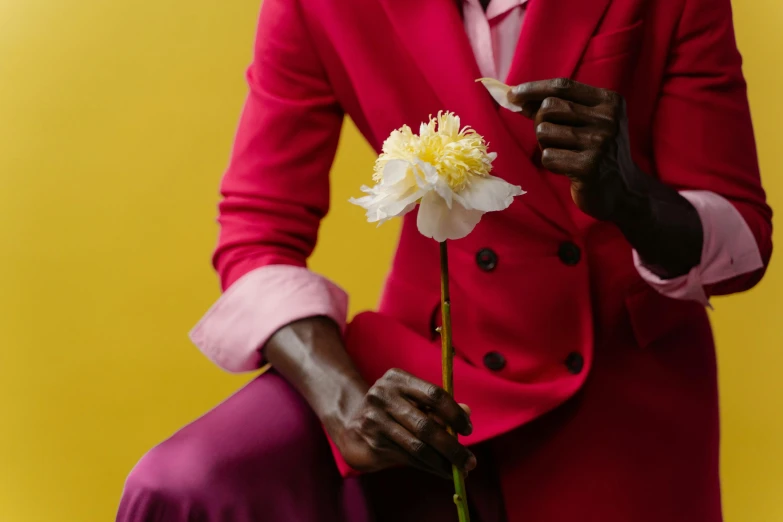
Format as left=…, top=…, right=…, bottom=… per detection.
left=462, top=0, right=528, bottom=81
left=190, top=0, right=763, bottom=373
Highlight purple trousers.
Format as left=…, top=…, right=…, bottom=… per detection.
left=117, top=372, right=507, bottom=522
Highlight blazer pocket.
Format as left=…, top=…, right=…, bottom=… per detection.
left=580, top=20, right=644, bottom=64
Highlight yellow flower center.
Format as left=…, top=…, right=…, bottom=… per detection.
left=373, top=112, right=495, bottom=192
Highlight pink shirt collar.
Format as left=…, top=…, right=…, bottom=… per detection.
left=461, top=0, right=529, bottom=80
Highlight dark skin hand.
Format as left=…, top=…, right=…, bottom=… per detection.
left=265, top=317, right=476, bottom=479
left=508, top=78, right=704, bottom=278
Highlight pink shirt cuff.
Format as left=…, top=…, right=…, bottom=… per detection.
left=633, top=190, right=764, bottom=306
left=189, top=265, right=348, bottom=373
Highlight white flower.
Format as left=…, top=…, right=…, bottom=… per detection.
left=350, top=112, right=524, bottom=242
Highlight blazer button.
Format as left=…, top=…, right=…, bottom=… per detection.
left=476, top=248, right=498, bottom=272
left=558, top=242, right=581, bottom=266
left=565, top=352, right=584, bottom=375
left=483, top=351, right=506, bottom=371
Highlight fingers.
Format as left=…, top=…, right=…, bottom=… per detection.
left=536, top=121, right=614, bottom=152
left=374, top=415, right=454, bottom=479
left=357, top=370, right=477, bottom=479
left=348, top=407, right=451, bottom=478
left=391, top=371, right=473, bottom=437
left=536, top=122, right=581, bottom=150
left=533, top=96, right=593, bottom=127
left=508, top=78, right=608, bottom=114
left=431, top=404, right=471, bottom=429
left=541, top=148, right=597, bottom=178
left=386, top=396, right=477, bottom=473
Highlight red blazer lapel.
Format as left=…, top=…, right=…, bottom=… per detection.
left=376, top=0, right=485, bottom=121
left=499, top=0, right=613, bottom=157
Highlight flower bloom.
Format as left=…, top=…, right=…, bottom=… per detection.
left=350, top=111, right=524, bottom=242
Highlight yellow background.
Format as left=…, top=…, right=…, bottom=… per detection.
left=0, top=1, right=780, bottom=520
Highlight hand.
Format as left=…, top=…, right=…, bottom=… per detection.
left=507, top=77, right=703, bottom=277
left=334, top=368, right=476, bottom=479
left=266, top=319, right=476, bottom=479
left=509, top=78, right=637, bottom=221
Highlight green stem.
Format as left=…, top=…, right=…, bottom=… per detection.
left=439, top=241, right=471, bottom=522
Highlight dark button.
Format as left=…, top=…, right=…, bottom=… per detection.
left=476, top=248, right=498, bottom=272
left=558, top=242, right=581, bottom=266
left=483, top=351, right=507, bottom=371
left=565, top=352, right=584, bottom=375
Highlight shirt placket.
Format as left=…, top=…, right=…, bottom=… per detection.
left=462, top=0, right=498, bottom=79
left=462, top=0, right=529, bottom=81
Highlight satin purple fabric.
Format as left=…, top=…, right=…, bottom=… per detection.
left=117, top=372, right=506, bottom=522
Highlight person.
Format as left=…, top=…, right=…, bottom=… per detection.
left=117, top=0, right=773, bottom=520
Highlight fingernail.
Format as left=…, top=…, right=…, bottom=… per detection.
left=465, top=454, right=477, bottom=472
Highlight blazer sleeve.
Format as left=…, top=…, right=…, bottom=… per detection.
left=651, top=0, right=773, bottom=297
left=213, top=0, right=344, bottom=290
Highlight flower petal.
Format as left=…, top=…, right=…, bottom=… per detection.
left=455, top=175, right=525, bottom=212
left=350, top=159, right=428, bottom=224
left=380, top=159, right=410, bottom=186
left=416, top=161, right=439, bottom=186
left=416, top=161, right=454, bottom=209
left=349, top=185, right=425, bottom=223
left=476, top=78, right=523, bottom=113
left=417, top=191, right=484, bottom=242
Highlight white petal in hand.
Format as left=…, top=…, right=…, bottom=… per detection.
left=476, top=78, right=523, bottom=113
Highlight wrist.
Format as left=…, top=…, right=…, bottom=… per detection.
left=265, top=316, right=369, bottom=440
left=607, top=163, right=653, bottom=228
left=319, top=371, right=368, bottom=443
left=609, top=170, right=703, bottom=278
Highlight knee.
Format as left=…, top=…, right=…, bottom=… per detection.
left=117, top=374, right=340, bottom=520
left=120, top=442, right=210, bottom=513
